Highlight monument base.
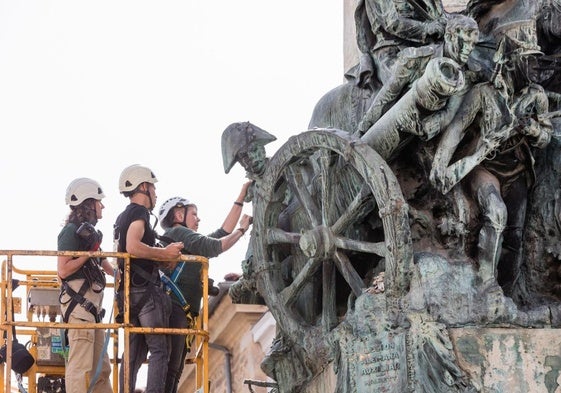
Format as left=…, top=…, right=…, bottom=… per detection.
left=450, top=328, right=561, bottom=393
left=301, top=328, right=561, bottom=393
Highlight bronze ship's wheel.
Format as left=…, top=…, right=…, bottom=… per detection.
left=253, top=129, right=413, bottom=351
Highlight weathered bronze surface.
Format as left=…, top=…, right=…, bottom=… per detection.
left=222, top=0, right=561, bottom=391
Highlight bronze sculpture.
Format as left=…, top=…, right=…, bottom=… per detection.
left=222, top=0, right=561, bottom=391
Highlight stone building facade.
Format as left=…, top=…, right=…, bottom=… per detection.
left=177, top=281, right=276, bottom=393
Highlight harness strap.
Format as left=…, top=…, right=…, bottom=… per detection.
left=160, top=273, right=191, bottom=313
left=87, top=267, right=118, bottom=393
left=130, top=265, right=160, bottom=286
left=117, top=266, right=160, bottom=319
left=61, top=281, right=104, bottom=323
left=156, top=234, right=194, bottom=313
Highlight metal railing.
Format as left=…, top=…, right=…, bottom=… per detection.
left=0, top=250, right=209, bottom=393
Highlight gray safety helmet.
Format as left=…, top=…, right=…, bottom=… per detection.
left=65, top=178, right=105, bottom=206
left=158, top=196, right=194, bottom=229
left=119, top=164, right=158, bottom=194
left=221, top=122, right=276, bottom=174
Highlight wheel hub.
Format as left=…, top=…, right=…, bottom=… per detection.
left=299, top=225, right=336, bottom=259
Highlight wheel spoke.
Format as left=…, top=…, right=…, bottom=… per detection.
left=280, top=257, right=323, bottom=306
left=322, top=259, right=337, bottom=331
left=331, top=184, right=374, bottom=235
left=266, top=228, right=301, bottom=245
left=333, top=251, right=366, bottom=298
left=285, top=165, right=321, bottom=227
left=317, top=149, right=332, bottom=226
left=334, top=237, right=386, bottom=257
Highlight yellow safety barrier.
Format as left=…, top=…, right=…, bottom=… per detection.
left=0, top=250, right=209, bottom=393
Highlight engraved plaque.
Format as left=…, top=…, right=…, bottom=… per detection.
left=354, top=332, right=407, bottom=392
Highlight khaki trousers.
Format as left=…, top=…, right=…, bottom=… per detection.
left=64, top=314, right=113, bottom=393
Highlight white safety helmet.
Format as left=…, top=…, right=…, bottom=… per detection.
left=158, top=197, right=194, bottom=229
left=65, top=178, right=105, bottom=206
left=119, top=164, right=158, bottom=194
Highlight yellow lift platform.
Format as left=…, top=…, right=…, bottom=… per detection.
left=0, top=250, right=210, bottom=393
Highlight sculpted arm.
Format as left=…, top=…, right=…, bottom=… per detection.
left=369, top=0, right=445, bottom=43
left=358, top=48, right=434, bottom=133
left=430, top=86, right=481, bottom=193
left=515, top=86, right=553, bottom=149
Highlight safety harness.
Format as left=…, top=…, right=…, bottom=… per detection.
left=60, top=258, right=106, bottom=323
left=115, top=265, right=161, bottom=323
left=157, top=234, right=197, bottom=346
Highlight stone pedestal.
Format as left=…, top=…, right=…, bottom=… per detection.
left=450, top=328, right=561, bottom=393
left=304, top=328, right=561, bottom=392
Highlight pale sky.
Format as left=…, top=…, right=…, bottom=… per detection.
left=0, top=1, right=344, bottom=284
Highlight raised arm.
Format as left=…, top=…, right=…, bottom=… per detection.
left=219, top=213, right=253, bottom=253
left=221, top=181, right=252, bottom=232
